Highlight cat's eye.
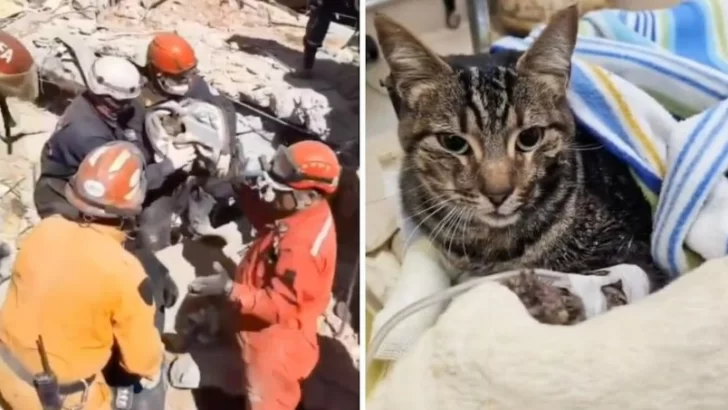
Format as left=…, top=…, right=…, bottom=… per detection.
left=437, top=134, right=471, bottom=154
left=516, top=127, right=544, bottom=152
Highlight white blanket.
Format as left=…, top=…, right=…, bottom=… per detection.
left=369, top=257, right=728, bottom=410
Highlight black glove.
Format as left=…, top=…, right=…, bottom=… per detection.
left=188, top=262, right=233, bottom=297
left=162, top=273, right=179, bottom=309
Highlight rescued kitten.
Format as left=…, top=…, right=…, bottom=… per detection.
left=374, top=5, right=667, bottom=324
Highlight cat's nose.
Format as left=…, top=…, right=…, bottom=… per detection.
left=485, top=188, right=513, bottom=206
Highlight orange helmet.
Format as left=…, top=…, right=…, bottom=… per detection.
left=146, top=33, right=197, bottom=75
left=65, top=141, right=147, bottom=218
left=268, top=140, right=341, bottom=195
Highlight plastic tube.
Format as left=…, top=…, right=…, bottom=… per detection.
left=367, top=269, right=527, bottom=367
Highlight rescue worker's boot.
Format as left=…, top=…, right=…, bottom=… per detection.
left=292, top=0, right=331, bottom=79
left=292, top=44, right=317, bottom=79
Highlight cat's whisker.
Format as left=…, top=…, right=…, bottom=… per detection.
left=431, top=207, right=459, bottom=247
left=401, top=195, right=451, bottom=223
left=445, top=208, right=467, bottom=258
left=402, top=198, right=454, bottom=251
left=461, top=209, right=474, bottom=259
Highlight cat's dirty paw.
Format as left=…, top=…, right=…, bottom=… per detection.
left=502, top=270, right=586, bottom=325
left=587, top=268, right=632, bottom=309
left=602, top=280, right=628, bottom=309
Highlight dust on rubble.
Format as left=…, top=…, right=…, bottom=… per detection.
left=0, top=1, right=360, bottom=409
left=4, top=0, right=359, bottom=144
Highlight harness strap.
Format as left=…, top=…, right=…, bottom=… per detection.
left=0, top=342, right=95, bottom=395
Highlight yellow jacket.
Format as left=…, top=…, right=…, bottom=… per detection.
left=0, top=215, right=163, bottom=382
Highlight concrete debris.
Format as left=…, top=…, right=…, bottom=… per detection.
left=271, top=86, right=332, bottom=137
left=0, top=166, right=37, bottom=279
left=4, top=0, right=359, bottom=145
left=0, top=98, right=56, bottom=279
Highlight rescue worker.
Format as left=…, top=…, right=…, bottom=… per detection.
left=298, top=0, right=358, bottom=78
left=143, top=32, right=236, bottom=135
left=140, top=32, right=239, bottom=249
left=181, top=140, right=341, bottom=410
left=33, top=55, right=189, bottom=331
left=0, top=141, right=165, bottom=410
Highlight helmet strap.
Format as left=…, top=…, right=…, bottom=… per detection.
left=80, top=213, right=138, bottom=242
left=291, top=189, right=321, bottom=210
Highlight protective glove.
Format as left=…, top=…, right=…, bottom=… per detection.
left=166, top=145, right=197, bottom=170
left=161, top=273, right=179, bottom=309
left=188, top=262, right=233, bottom=297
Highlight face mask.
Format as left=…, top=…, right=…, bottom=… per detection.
left=91, top=95, right=133, bottom=123
left=157, top=73, right=192, bottom=96
left=251, top=173, right=279, bottom=203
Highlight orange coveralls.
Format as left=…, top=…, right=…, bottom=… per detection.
left=0, top=215, right=163, bottom=410
left=231, top=185, right=337, bottom=410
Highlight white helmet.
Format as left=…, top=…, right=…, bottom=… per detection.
left=87, top=56, right=142, bottom=100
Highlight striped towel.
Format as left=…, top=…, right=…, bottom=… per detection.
left=491, top=0, right=728, bottom=279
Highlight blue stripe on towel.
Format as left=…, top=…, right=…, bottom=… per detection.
left=666, top=106, right=728, bottom=274
left=569, top=66, right=640, bottom=153
left=653, top=110, right=714, bottom=234
left=492, top=35, right=728, bottom=100
left=575, top=49, right=724, bottom=99
left=671, top=1, right=712, bottom=67
left=653, top=102, right=728, bottom=275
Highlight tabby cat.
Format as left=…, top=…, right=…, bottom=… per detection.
left=374, top=5, right=667, bottom=324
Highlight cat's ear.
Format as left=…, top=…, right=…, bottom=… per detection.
left=516, top=4, right=578, bottom=86
left=374, top=13, right=453, bottom=105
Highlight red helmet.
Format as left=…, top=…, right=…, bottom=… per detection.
left=146, top=33, right=197, bottom=75
left=65, top=141, right=147, bottom=218
left=267, top=140, right=341, bottom=195
left=0, top=30, right=38, bottom=101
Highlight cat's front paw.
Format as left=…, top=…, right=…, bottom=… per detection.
left=502, top=270, right=586, bottom=325
left=587, top=269, right=630, bottom=309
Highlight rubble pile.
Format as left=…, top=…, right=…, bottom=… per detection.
left=3, top=0, right=359, bottom=143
